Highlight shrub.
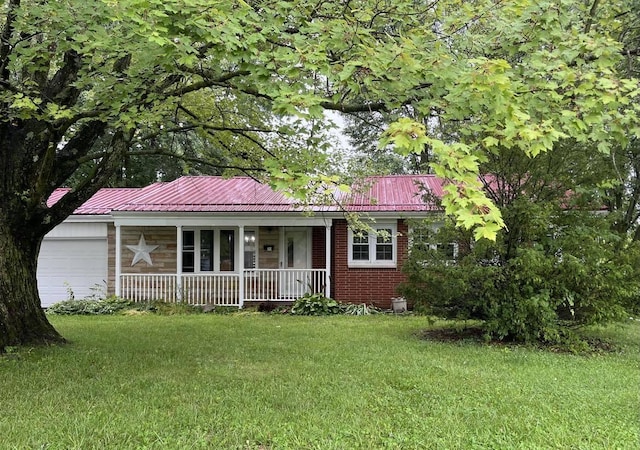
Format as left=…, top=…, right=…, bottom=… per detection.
left=399, top=215, right=640, bottom=344
left=47, top=296, right=132, bottom=315
left=203, top=305, right=239, bottom=314
left=47, top=297, right=206, bottom=316
left=290, top=293, right=341, bottom=315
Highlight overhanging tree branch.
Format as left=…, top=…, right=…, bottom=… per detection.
left=48, top=128, right=132, bottom=226
left=0, top=0, right=19, bottom=81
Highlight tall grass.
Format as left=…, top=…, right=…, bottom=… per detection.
left=1, top=315, right=638, bottom=449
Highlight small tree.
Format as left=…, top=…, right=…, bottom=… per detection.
left=402, top=213, right=640, bottom=343
left=400, top=143, right=640, bottom=343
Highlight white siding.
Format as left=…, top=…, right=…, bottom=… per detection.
left=44, top=222, right=107, bottom=239
left=37, top=223, right=109, bottom=307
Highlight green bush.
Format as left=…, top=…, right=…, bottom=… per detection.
left=399, top=214, right=640, bottom=344
left=290, top=293, right=341, bottom=315
left=204, top=305, right=239, bottom=315
left=47, top=297, right=206, bottom=316
left=47, top=296, right=132, bottom=315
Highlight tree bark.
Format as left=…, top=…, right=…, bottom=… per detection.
left=0, top=121, right=69, bottom=352
left=0, top=221, right=64, bottom=352
left=0, top=114, right=122, bottom=352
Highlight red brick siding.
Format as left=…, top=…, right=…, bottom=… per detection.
left=331, top=219, right=408, bottom=309
left=311, top=226, right=326, bottom=269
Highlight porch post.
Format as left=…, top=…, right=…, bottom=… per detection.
left=176, top=225, right=183, bottom=302
left=238, top=225, right=245, bottom=308
left=115, top=224, right=122, bottom=297
left=325, top=222, right=332, bottom=299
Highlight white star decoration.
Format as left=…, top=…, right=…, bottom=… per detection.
left=126, top=234, right=158, bottom=266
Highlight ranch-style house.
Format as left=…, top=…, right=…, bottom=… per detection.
left=37, top=174, right=445, bottom=308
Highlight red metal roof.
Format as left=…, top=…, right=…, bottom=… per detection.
left=116, top=177, right=296, bottom=212
left=52, top=175, right=446, bottom=215
left=341, top=175, right=444, bottom=212
left=48, top=188, right=140, bottom=215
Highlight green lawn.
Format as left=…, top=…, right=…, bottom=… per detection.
left=1, top=314, right=638, bottom=449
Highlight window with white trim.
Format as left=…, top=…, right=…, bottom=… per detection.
left=182, top=229, right=236, bottom=273
left=433, top=242, right=458, bottom=260
left=348, top=223, right=397, bottom=267
left=409, top=225, right=458, bottom=264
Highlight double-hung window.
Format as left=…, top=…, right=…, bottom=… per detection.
left=409, top=225, right=458, bottom=264
left=182, top=229, right=236, bottom=273
left=348, top=223, right=397, bottom=268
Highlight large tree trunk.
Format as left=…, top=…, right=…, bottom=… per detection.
left=0, top=221, right=65, bottom=352
left=0, top=121, right=69, bottom=353
left=0, top=117, right=117, bottom=353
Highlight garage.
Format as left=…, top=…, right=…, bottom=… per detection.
left=37, top=222, right=109, bottom=307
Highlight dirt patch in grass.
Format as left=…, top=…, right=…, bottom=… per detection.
left=420, top=326, right=487, bottom=344
left=420, top=325, right=622, bottom=354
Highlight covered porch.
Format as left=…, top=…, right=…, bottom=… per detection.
left=112, top=215, right=333, bottom=308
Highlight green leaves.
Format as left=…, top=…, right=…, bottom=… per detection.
left=4, top=0, right=638, bottom=242
left=381, top=119, right=505, bottom=240
left=9, top=94, right=41, bottom=117
left=379, top=119, right=430, bottom=156
left=368, top=0, right=639, bottom=240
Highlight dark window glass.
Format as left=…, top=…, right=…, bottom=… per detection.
left=200, top=230, right=214, bottom=271
left=352, top=233, right=369, bottom=260
left=375, top=228, right=393, bottom=260
left=376, top=246, right=393, bottom=260
left=182, top=252, right=194, bottom=273
left=287, top=238, right=295, bottom=268
left=220, top=230, right=235, bottom=271
left=183, top=230, right=194, bottom=249
left=182, top=230, right=195, bottom=272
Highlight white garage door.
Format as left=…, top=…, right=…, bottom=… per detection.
left=37, top=223, right=109, bottom=307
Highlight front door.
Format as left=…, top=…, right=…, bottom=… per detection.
left=280, top=228, right=310, bottom=297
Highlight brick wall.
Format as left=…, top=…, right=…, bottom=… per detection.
left=311, top=226, right=326, bottom=269
left=331, top=219, right=408, bottom=309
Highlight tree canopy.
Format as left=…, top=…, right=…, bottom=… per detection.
left=3, top=0, right=638, bottom=237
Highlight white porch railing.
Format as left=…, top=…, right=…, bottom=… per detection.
left=121, top=274, right=179, bottom=303
left=182, top=273, right=240, bottom=306
left=119, top=269, right=327, bottom=306
left=243, top=269, right=326, bottom=301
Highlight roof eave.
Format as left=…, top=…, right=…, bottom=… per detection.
left=61, top=214, right=114, bottom=223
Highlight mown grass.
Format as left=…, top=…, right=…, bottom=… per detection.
left=1, top=314, right=638, bottom=449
